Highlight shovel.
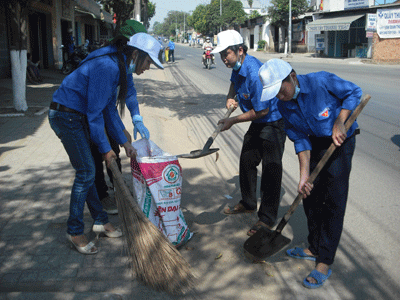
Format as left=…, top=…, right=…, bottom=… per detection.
left=243, top=94, right=371, bottom=259
left=177, top=103, right=236, bottom=159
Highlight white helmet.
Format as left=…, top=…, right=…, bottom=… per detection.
left=206, top=37, right=210, bottom=41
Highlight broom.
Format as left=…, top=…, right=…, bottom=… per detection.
left=109, top=159, right=195, bottom=294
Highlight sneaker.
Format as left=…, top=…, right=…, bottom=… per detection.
left=100, top=195, right=118, bottom=215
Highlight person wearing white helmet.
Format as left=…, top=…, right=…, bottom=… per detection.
left=213, top=30, right=286, bottom=238
left=202, top=36, right=215, bottom=65
left=258, top=58, right=362, bottom=289
left=49, top=31, right=163, bottom=255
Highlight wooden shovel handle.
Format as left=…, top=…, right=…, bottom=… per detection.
left=211, top=104, right=236, bottom=139
left=275, top=94, right=371, bottom=233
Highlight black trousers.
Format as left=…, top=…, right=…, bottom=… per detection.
left=91, top=128, right=121, bottom=200
left=239, top=119, right=286, bottom=227
left=303, top=134, right=356, bottom=265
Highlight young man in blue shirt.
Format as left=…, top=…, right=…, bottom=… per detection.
left=212, top=30, right=286, bottom=237
left=258, top=58, right=362, bottom=289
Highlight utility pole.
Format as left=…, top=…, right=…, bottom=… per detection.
left=220, top=0, right=222, bottom=32
left=288, top=0, right=292, bottom=57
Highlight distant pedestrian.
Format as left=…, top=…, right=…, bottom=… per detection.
left=168, top=38, right=175, bottom=63
left=258, top=58, right=362, bottom=289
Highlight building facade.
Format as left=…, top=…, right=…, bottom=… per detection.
left=239, top=0, right=400, bottom=62
left=0, top=0, right=115, bottom=79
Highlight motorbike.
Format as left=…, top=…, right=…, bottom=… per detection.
left=203, top=46, right=213, bottom=70
left=61, top=44, right=89, bottom=75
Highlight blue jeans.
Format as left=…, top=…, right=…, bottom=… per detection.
left=48, top=109, right=108, bottom=236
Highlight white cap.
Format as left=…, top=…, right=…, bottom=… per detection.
left=211, top=30, right=243, bottom=54
left=258, top=59, right=292, bottom=102
left=127, top=33, right=163, bottom=69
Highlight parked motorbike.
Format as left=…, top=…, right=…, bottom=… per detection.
left=203, top=46, right=213, bottom=70
left=61, top=45, right=88, bottom=75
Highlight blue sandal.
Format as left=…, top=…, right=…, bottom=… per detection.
left=303, top=269, right=332, bottom=289
left=286, top=247, right=316, bottom=261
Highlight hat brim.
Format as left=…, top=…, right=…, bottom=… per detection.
left=149, top=53, right=164, bottom=69
left=261, top=81, right=282, bottom=102
left=211, top=45, right=227, bottom=54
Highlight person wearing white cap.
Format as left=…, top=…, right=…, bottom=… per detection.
left=212, top=30, right=286, bottom=237
left=49, top=30, right=163, bottom=255
left=258, top=58, right=362, bottom=289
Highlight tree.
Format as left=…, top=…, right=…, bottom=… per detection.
left=248, top=0, right=254, bottom=8
left=8, top=0, right=31, bottom=111
left=189, top=0, right=246, bottom=35
left=267, top=0, right=310, bottom=27
left=99, top=0, right=135, bottom=35
left=141, top=0, right=156, bottom=29
left=248, top=10, right=261, bottom=19
left=188, top=5, right=209, bottom=34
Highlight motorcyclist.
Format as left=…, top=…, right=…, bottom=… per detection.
left=202, top=37, right=215, bottom=65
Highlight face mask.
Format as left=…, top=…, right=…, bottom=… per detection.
left=291, top=77, right=300, bottom=99
left=127, top=61, right=136, bottom=74
left=233, top=51, right=242, bottom=71
left=293, top=85, right=300, bottom=99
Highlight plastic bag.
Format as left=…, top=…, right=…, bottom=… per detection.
left=131, top=139, right=193, bottom=246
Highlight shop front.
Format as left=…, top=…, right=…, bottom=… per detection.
left=306, top=13, right=368, bottom=58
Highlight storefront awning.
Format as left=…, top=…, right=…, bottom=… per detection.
left=306, top=14, right=365, bottom=31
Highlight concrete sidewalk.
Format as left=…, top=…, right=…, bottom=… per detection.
left=0, top=69, right=177, bottom=300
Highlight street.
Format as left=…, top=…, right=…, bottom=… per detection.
left=0, top=44, right=399, bottom=299
left=143, top=43, right=400, bottom=299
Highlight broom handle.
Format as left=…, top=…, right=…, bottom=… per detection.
left=275, top=94, right=370, bottom=234
left=109, top=158, right=149, bottom=223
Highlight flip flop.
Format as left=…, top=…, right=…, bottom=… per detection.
left=247, top=220, right=270, bottom=236
left=224, top=203, right=255, bottom=215
left=303, top=269, right=332, bottom=289
left=286, top=247, right=317, bottom=261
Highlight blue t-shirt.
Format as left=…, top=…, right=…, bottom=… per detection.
left=230, top=55, right=281, bottom=123
left=52, top=45, right=140, bottom=154
left=277, top=71, right=362, bottom=154
left=168, top=41, right=175, bottom=50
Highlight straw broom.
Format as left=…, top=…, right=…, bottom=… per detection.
left=109, top=159, right=195, bottom=294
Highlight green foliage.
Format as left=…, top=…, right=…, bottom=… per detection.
left=99, top=0, right=135, bottom=35
left=257, top=39, right=266, bottom=50
left=155, top=0, right=246, bottom=37
left=99, top=0, right=156, bottom=33
left=267, top=0, right=310, bottom=27
left=141, top=1, right=156, bottom=28
left=248, top=10, right=261, bottom=20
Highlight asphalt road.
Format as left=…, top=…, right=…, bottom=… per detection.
left=149, top=43, right=400, bottom=299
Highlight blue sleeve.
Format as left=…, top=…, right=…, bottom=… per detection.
left=277, top=101, right=311, bottom=154
left=125, top=74, right=140, bottom=116
left=324, top=72, right=362, bottom=111
left=86, top=60, right=121, bottom=153
left=249, top=72, right=268, bottom=112
left=284, top=118, right=312, bottom=154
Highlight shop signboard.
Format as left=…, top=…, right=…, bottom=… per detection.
left=377, top=8, right=400, bottom=38
left=344, top=0, right=369, bottom=10
left=315, top=34, right=325, bottom=50
left=366, top=14, right=377, bottom=31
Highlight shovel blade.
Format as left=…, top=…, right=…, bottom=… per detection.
left=177, top=148, right=219, bottom=159
left=243, top=227, right=291, bottom=259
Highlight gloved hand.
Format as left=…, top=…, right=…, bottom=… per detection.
left=132, top=115, right=150, bottom=140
